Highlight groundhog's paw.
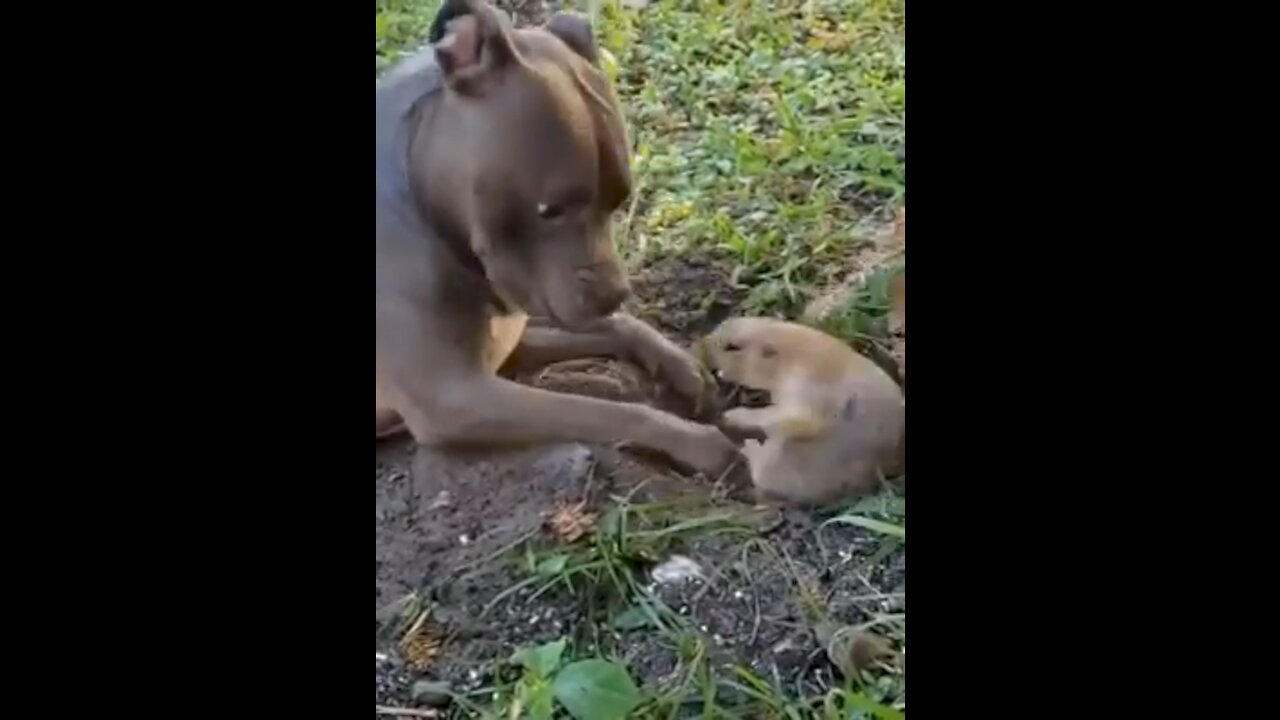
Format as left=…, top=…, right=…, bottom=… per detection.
left=723, top=407, right=760, bottom=430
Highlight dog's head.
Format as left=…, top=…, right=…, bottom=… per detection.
left=419, top=0, right=632, bottom=329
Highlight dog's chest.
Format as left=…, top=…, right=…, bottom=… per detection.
left=483, top=311, right=529, bottom=372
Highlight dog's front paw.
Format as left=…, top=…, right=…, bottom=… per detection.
left=671, top=422, right=742, bottom=478
left=610, top=314, right=716, bottom=416
left=652, top=344, right=713, bottom=407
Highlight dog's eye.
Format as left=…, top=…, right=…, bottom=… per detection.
left=537, top=203, right=565, bottom=221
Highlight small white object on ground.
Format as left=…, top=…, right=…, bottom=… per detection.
left=652, top=555, right=705, bottom=584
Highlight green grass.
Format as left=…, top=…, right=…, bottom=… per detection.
left=376, top=0, right=906, bottom=322
left=430, top=492, right=906, bottom=719
left=376, top=3, right=907, bottom=716
left=600, top=0, right=905, bottom=317
left=810, top=259, right=904, bottom=355
left=376, top=0, right=437, bottom=74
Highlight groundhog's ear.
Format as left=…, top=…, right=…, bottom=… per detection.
left=433, top=0, right=518, bottom=94
left=545, top=11, right=601, bottom=65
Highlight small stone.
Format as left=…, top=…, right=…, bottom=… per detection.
left=429, top=491, right=453, bottom=510
left=411, top=680, right=452, bottom=708
left=652, top=555, right=705, bottom=584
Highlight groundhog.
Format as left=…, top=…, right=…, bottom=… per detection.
left=702, top=317, right=905, bottom=506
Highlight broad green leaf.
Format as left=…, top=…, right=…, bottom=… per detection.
left=552, top=659, right=642, bottom=720
left=612, top=605, right=652, bottom=631
left=523, top=679, right=555, bottom=720
left=510, top=639, right=567, bottom=679
left=536, top=555, right=569, bottom=577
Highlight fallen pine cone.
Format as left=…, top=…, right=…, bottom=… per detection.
left=546, top=500, right=597, bottom=543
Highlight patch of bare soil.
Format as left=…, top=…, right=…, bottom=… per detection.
left=376, top=356, right=904, bottom=713
left=625, top=250, right=747, bottom=346
left=378, top=5, right=905, bottom=714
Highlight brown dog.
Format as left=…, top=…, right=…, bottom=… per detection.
left=375, top=0, right=738, bottom=475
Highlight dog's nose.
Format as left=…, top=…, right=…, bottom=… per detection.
left=577, top=266, right=631, bottom=317
left=586, top=277, right=630, bottom=316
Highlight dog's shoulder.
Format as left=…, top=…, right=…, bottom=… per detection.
left=377, top=48, right=444, bottom=208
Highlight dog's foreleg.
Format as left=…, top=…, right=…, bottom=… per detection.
left=509, top=314, right=712, bottom=412
left=500, top=326, right=622, bottom=375
left=404, top=375, right=738, bottom=476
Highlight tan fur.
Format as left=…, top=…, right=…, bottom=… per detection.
left=704, top=318, right=905, bottom=506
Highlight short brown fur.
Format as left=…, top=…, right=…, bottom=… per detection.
left=704, top=318, right=905, bottom=506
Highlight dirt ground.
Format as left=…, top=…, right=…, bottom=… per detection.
left=377, top=3, right=904, bottom=712
left=375, top=253, right=906, bottom=714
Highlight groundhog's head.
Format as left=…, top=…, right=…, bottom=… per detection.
left=702, top=317, right=790, bottom=392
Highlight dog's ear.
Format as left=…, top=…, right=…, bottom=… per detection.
left=545, top=11, right=601, bottom=65
left=427, top=0, right=467, bottom=44
left=433, top=0, right=518, bottom=94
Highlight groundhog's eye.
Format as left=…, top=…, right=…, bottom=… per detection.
left=761, top=345, right=778, bottom=359
left=723, top=342, right=742, bottom=352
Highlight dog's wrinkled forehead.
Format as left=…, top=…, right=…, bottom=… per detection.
left=430, top=2, right=632, bottom=213
left=502, top=59, right=597, bottom=159
left=474, top=52, right=628, bottom=219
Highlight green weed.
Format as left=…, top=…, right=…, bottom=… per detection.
left=377, top=0, right=906, bottom=319
left=376, top=2, right=907, bottom=716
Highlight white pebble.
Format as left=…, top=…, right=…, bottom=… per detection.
left=652, top=555, right=705, bottom=584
